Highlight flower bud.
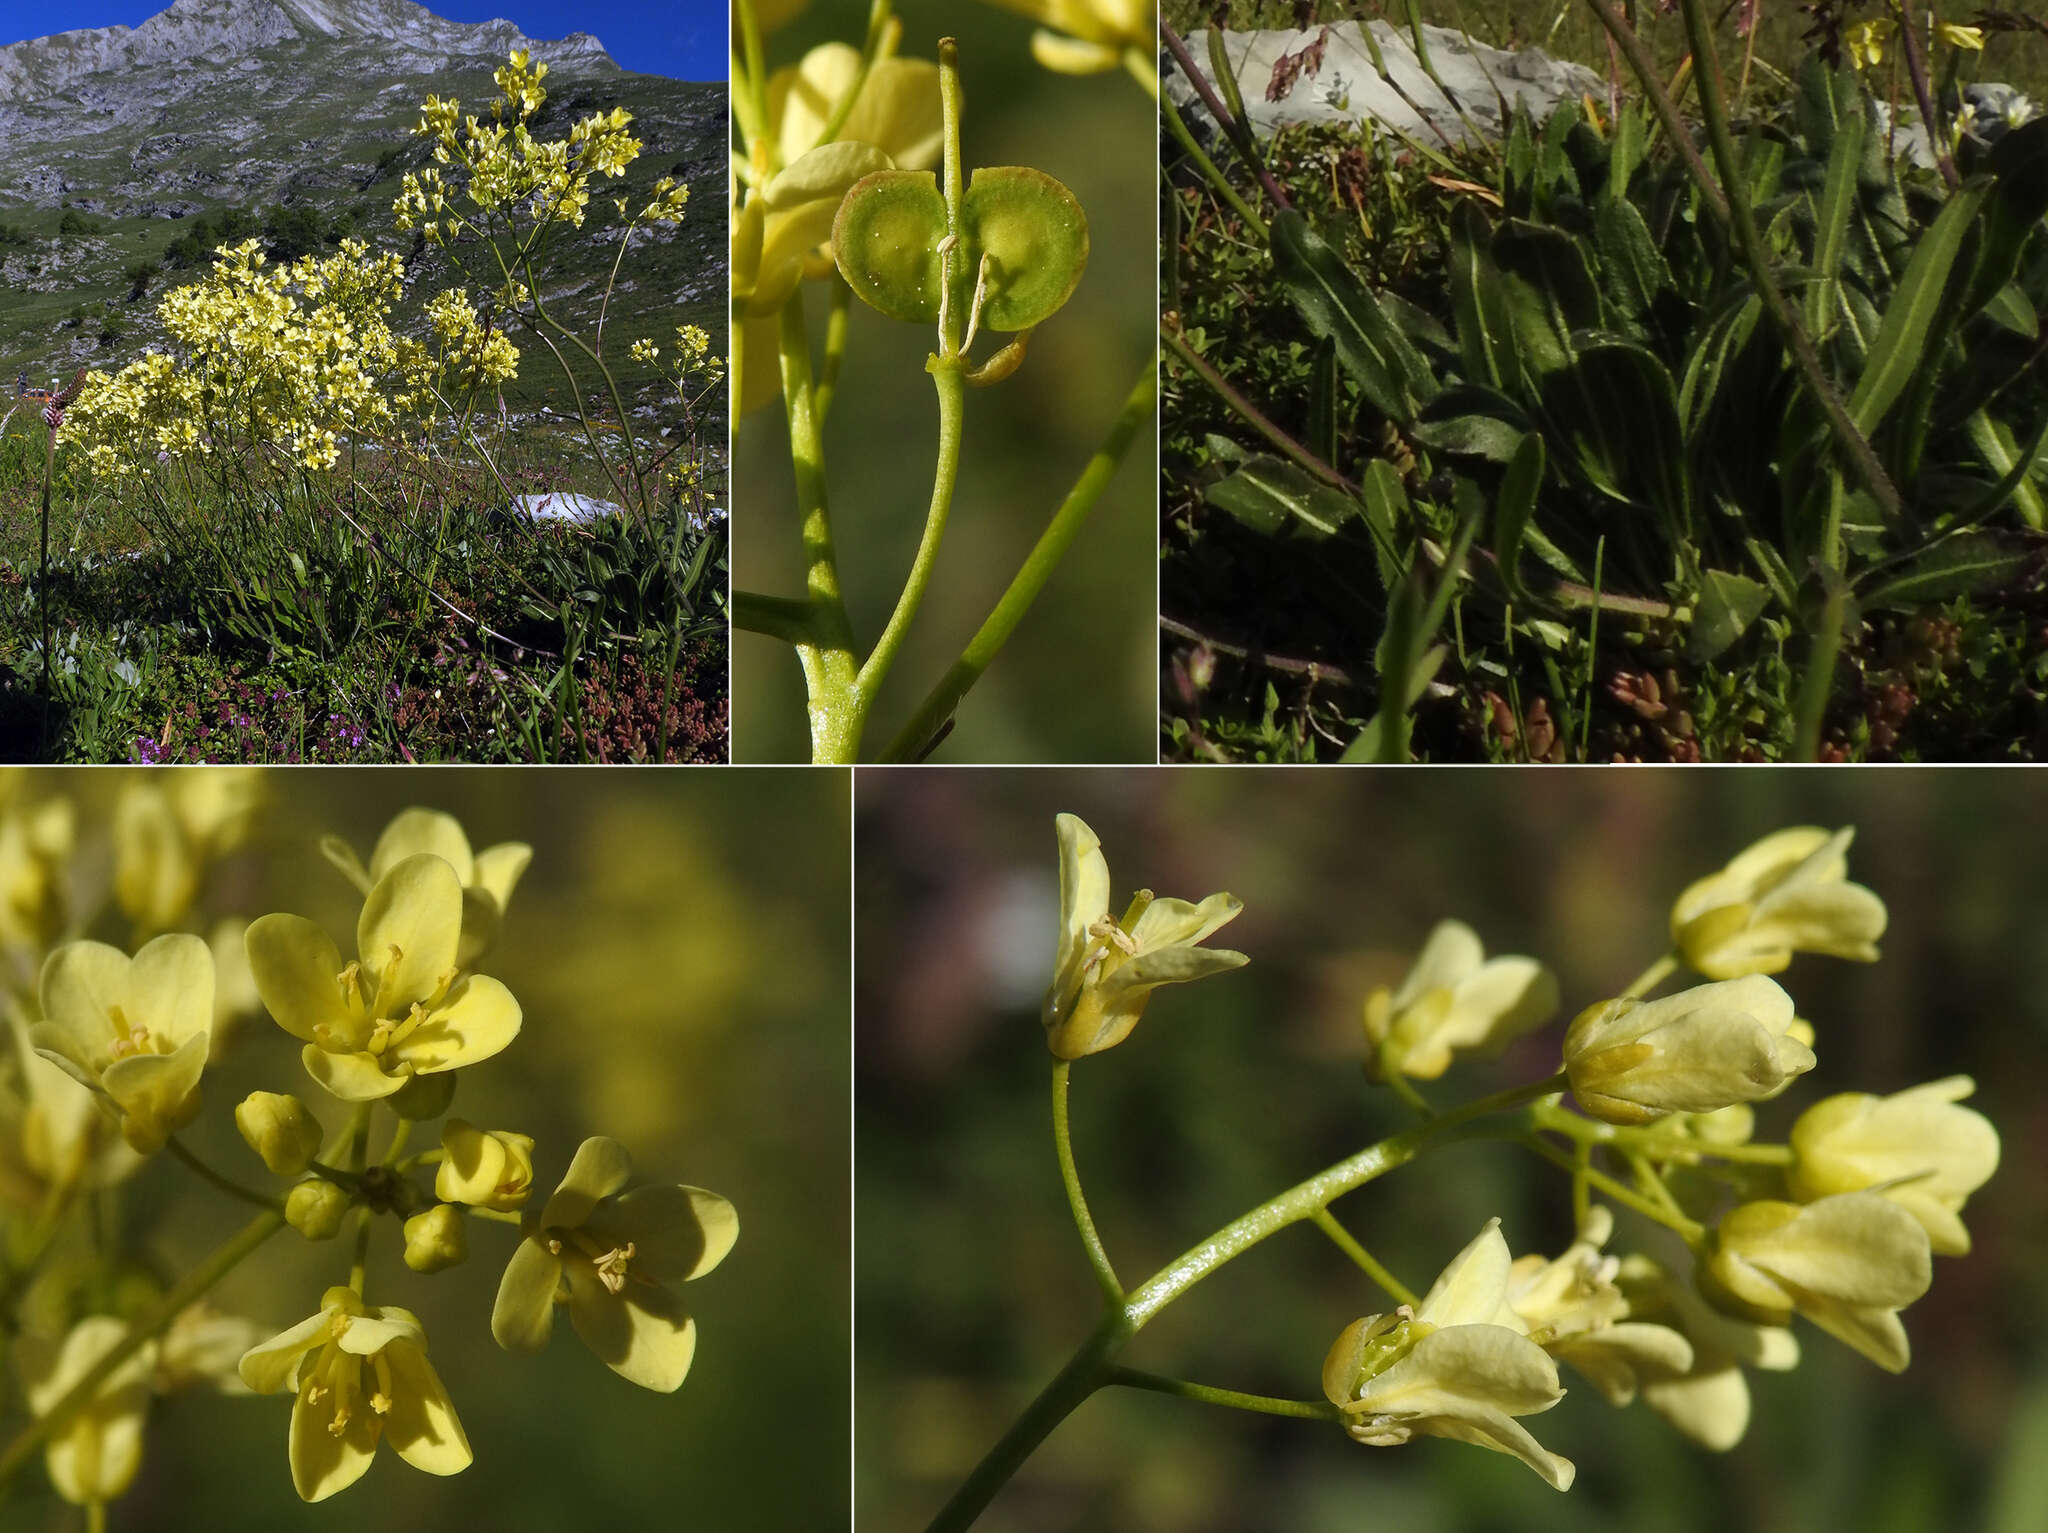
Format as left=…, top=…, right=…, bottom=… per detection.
left=402, top=1205, right=469, bottom=1273
left=235, top=1091, right=322, bottom=1177
left=1563, top=976, right=1812, bottom=1126
left=435, top=1119, right=536, bottom=1211
left=1364, top=920, right=1558, bottom=1081
left=1789, top=1076, right=1999, bottom=1255
left=1670, top=827, right=1886, bottom=979
left=1702, top=1193, right=1931, bottom=1371
left=285, top=1179, right=350, bottom=1241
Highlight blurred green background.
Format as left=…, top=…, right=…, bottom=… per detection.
left=2, top=766, right=849, bottom=1532
left=857, top=768, right=2048, bottom=1532
left=733, top=0, right=1158, bottom=763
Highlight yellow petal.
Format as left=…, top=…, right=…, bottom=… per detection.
left=393, top=975, right=522, bottom=1075
left=491, top=1238, right=563, bottom=1354
left=544, top=1136, right=634, bottom=1226
left=356, top=854, right=463, bottom=1008
left=380, top=1340, right=472, bottom=1475
left=245, top=915, right=348, bottom=1044
left=101, top=1033, right=209, bottom=1152
left=368, top=808, right=476, bottom=884
left=565, top=1264, right=699, bottom=1392
left=237, top=1310, right=331, bottom=1394
left=126, top=932, right=214, bottom=1047
left=591, top=1184, right=739, bottom=1283
left=288, top=1377, right=379, bottom=1502
left=302, top=1045, right=407, bottom=1102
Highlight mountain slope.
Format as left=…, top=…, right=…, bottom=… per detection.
left=0, top=0, right=722, bottom=422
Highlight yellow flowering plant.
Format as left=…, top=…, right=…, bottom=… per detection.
left=0, top=773, right=739, bottom=1521
left=917, top=814, right=1998, bottom=1529
left=731, top=0, right=1156, bottom=762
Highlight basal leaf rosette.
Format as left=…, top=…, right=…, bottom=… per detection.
left=238, top=1286, right=471, bottom=1502
left=245, top=854, right=522, bottom=1102
left=1670, top=827, right=1887, bottom=979
left=32, top=934, right=214, bottom=1154
left=491, top=1136, right=738, bottom=1392
left=1322, top=1219, right=1575, bottom=1490
left=321, top=807, right=532, bottom=970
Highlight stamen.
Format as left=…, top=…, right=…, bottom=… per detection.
left=592, top=1241, right=637, bottom=1295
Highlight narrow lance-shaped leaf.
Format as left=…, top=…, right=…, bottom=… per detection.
left=1271, top=210, right=1439, bottom=423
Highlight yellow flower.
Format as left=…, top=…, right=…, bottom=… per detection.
left=403, top=1205, right=469, bottom=1273
left=1041, top=813, right=1247, bottom=1059
left=492, top=1137, right=738, bottom=1392
left=1704, top=1192, right=1932, bottom=1371
left=1789, top=1076, right=1999, bottom=1255
left=1322, top=1219, right=1575, bottom=1489
left=1938, top=22, right=1984, bottom=51
left=1670, top=827, right=1886, bottom=979
left=111, top=769, right=264, bottom=935
left=1505, top=1206, right=1694, bottom=1406
left=1845, top=18, right=1895, bottom=70
left=32, top=934, right=214, bottom=1154
left=436, top=1118, right=536, bottom=1211
left=17, top=1316, right=157, bottom=1506
left=1363, top=919, right=1558, bottom=1080
left=245, top=854, right=523, bottom=1102
left=981, top=0, right=1155, bottom=75
left=320, top=807, right=532, bottom=969
left=0, top=772, right=73, bottom=951
left=1615, top=1253, right=1799, bottom=1451
left=238, top=1286, right=471, bottom=1502
left=1563, top=975, right=1812, bottom=1126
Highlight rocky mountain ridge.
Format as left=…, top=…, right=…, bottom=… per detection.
left=0, top=0, right=609, bottom=103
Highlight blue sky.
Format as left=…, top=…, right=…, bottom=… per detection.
left=3, top=1, right=724, bottom=80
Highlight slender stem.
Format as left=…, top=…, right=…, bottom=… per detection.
left=1578, top=0, right=1730, bottom=227
left=1622, top=950, right=1681, bottom=999
left=349, top=1207, right=372, bottom=1297
left=1893, top=1, right=1960, bottom=190
left=1051, top=1062, right=1123, bottom=1311
left=857, top=363, right=963, bottom=704
left=1121, top=48, right=1158, bottom=101
left=1793, top=580, right=1847, bottom=762
left=1160, top=89, right=1268, bottom=240
left=382, top=1117, right=413, bottom=1167
left=88, top=1499, right=106, bottom=1533
left=1159, top=22, right=1294, bottom=218
left=1628, top=1151, right=1688, bottom=1220
left=928, top=1073, right=1568, bottom=1529
left=1124, top=1072, right=1568, bottom=1326
left=733, top=589, right=821, bottom=645
left=1308, top=1207, right=1419, bottom=1308
left=816, top=277, right=853, bottom=425
left=1161, top=322, right=1352, bottom=489
left=1529, top=1100, right=1795, bottom=1166
left=1518, top=1133, right=1707, bottom=1242
left=1571, top=1138, right=1592, bottom=1228
left=0, top=1209, right=285, bottom=1490
left=38, top=424, right=54, bottom=710
left=923, top=1312, right=1128, bottom=1533
left=879, top=362, right=1156, bottom=762
left=166, top=1138, right=283, bottom=1212
left=812, top=0, right=894, bottom=152
left=1106, top=1367, right=1342, bottom=1421
left=1376, top=1049, right=1437, bottom=1120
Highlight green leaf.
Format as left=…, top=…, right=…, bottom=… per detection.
left=1859, top=532, right=2038, bottom=611
left=1540, top=339, right=1691, bottom=541
left=1689, top=570, right=1772, bottom=662
left=1806, top=106, right=1867, bottom=339
left=1490, top=220, right=1604, bottom=385
left=1306, top=337, right=1341, bottom=469
left=1592, top=196, right=1671, bottom=327
left=1448, top=200, right=1508, bottom=390
left=1980, top=284, right=2039, bottom=338
left=1494, top=432, right=1545, bottom=602
left=1358, top=459, right=1412, bottom=593
left=1270, top=210, right=1438, bottom=422
left=1206, top=456, right=1361, bottom=539
left=1963, top=118, right=2048, bottom=321
left=1846, top=180, right=1989, bottom=437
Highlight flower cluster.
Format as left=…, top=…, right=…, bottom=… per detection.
left=1041, top=817, right=1996, bottom=1494
left=1, top=777, right=737, bottom=1514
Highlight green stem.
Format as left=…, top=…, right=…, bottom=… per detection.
left=1578, top=0, right=1730, bottom=227
left=1518, top=1133, right=1707, bottom=1242
left=733, top=589, right=822, bottom=646
left=1160, top=90, right=1268, bottom=240
left=1529, top=1100, right=1795, bottom=1166
left=927, top=1072, right=1568, bottom=1530
left=1622, top=950, right=1681, bottom=999
left=382, top=1117, right=413, bottom=1167
left=857, top=362, right=963, bottom=705
left=1792, top=580, right=1847, bottom=762
left=1376, top=1046, right=1437, bottom=1120
left=1106, top=1367, right=1341, bottom=1421
left=349, top=1207, right=372, bottom=1297
left=777, top=297, right=863, bottom=762
left=1122, top=48, right=1158, bottom=101
left=1052, top=1062, right=1123, bottom=1311
left=1308, top=1207, right=1419, bottom=1308
left=0, top=1208, right=285, bottom=1491
left=879, top=362, right=1156, bottom=762
left=166, top=1138, right=283, bottom=1212
left=1125, top=1072, right=1567, bottom=1327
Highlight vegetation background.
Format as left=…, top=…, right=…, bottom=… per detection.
left=3, top=767, right=849, bottom=1532
left=857, top=767, right=2046, bottom=1532
left=733, top=0, right=1158, bottom=763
